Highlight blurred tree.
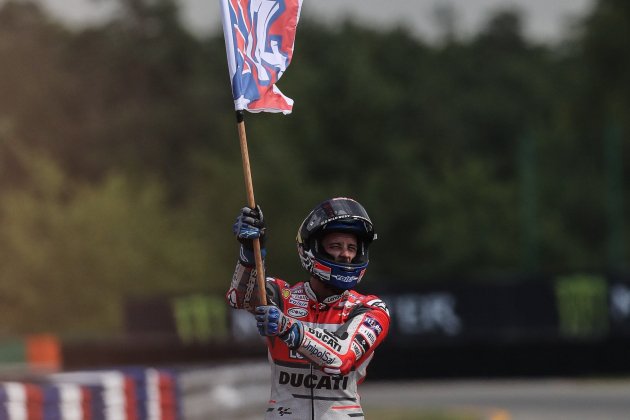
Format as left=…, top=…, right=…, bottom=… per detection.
left=579, top=0, right=630, bottom=271
left=269, top=13, right=562, bottom=283
left=534, top=0, right=630, bottom=273
left=0, top=0, right=626, bottom=333
left=580, top=0, right=630, bottom=121
left=0, top=136, right=221, bottom=334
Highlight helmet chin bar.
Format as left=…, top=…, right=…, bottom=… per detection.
left=320, top=279, right=344, bottom=294
left=309, top=254, right=367, bottom=290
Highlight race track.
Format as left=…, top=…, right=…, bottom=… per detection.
left=359, top=378, right=630, bottom=420
left=182, top=362, right=630, bottom=419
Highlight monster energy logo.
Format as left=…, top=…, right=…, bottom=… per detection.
left=172, top=294, right=227, bottom=343
left=555, top=274, right=609, bottom=338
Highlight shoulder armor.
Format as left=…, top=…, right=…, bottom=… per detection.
left=364, top=296, right=390, bottom=317
left=344, top=296, right=388, bottom=319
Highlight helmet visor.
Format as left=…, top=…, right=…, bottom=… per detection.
left=303, top=198, right=373, bottom=237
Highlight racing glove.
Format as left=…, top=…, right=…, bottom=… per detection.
left=255, top=305, right=303, bottom=349
left=232, top=205, right=266, bottom=266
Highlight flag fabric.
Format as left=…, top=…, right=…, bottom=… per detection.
left=220, top=0, right=303, bottom=114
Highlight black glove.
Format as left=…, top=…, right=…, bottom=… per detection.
left=232, top=205, right=266, bottom=265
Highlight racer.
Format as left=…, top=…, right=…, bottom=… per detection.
left=226, top=197, right=390, bottom=419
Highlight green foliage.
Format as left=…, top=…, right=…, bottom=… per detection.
left=555, top=274, right=609, bottom=338
left=0, top=139, right=221, bottom=334
left=0, top=0, right=627, bottom=332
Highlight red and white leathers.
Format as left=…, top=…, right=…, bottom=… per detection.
left=226, top=262, right=390, bottom=419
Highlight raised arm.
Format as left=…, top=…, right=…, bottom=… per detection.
left=225, top=205, right=267, bottom=313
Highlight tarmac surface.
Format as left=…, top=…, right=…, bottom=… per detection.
left=181, top=362, right=630, bottom=419
left=359, top=378, right=630, bottom=420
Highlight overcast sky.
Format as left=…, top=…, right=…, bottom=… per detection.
left=33, top=0, right=595, bottom=43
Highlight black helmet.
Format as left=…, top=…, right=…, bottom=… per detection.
left=296, top=197, right=376, bottom=290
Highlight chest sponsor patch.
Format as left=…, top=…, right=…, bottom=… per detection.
left=289, top=298, right=308, bottom=308
left=323, top=294, right=343, bottom=305
left=287, top=307, right=308, bottom=318
left=290, top=293, right=310, bottom=302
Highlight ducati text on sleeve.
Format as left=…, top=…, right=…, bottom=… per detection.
left=307, top=328, right=342, bottom=352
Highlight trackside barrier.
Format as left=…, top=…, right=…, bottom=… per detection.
left=0, top=382, right=93, bottom=420
left=0, top=368, right=181, bottom=420
left=177, top=361, right=268, bottom=420
left=0, top=363, right=271, bottom=420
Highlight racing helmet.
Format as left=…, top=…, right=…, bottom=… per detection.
left=296, top=197, right=376, bottom=290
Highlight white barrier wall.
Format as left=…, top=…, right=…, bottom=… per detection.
left=0, top=362, right=270, bottom=420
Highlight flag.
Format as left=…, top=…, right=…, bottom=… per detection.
left=220, top=0, right=302, bottom=114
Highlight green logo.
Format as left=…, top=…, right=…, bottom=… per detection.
left=172, top=294, right=228, bottom=343
left=555, top=274, right=609, bottom=338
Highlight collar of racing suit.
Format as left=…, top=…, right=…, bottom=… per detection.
left=304, top=281, right=350, bottom=309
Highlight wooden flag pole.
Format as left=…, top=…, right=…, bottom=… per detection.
left=236, top=110, right=267, bottom=305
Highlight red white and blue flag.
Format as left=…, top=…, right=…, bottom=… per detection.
left=220, top=0, right=303, bottom=114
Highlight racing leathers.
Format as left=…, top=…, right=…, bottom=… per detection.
left=226, top=261, right=390, bottom=419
